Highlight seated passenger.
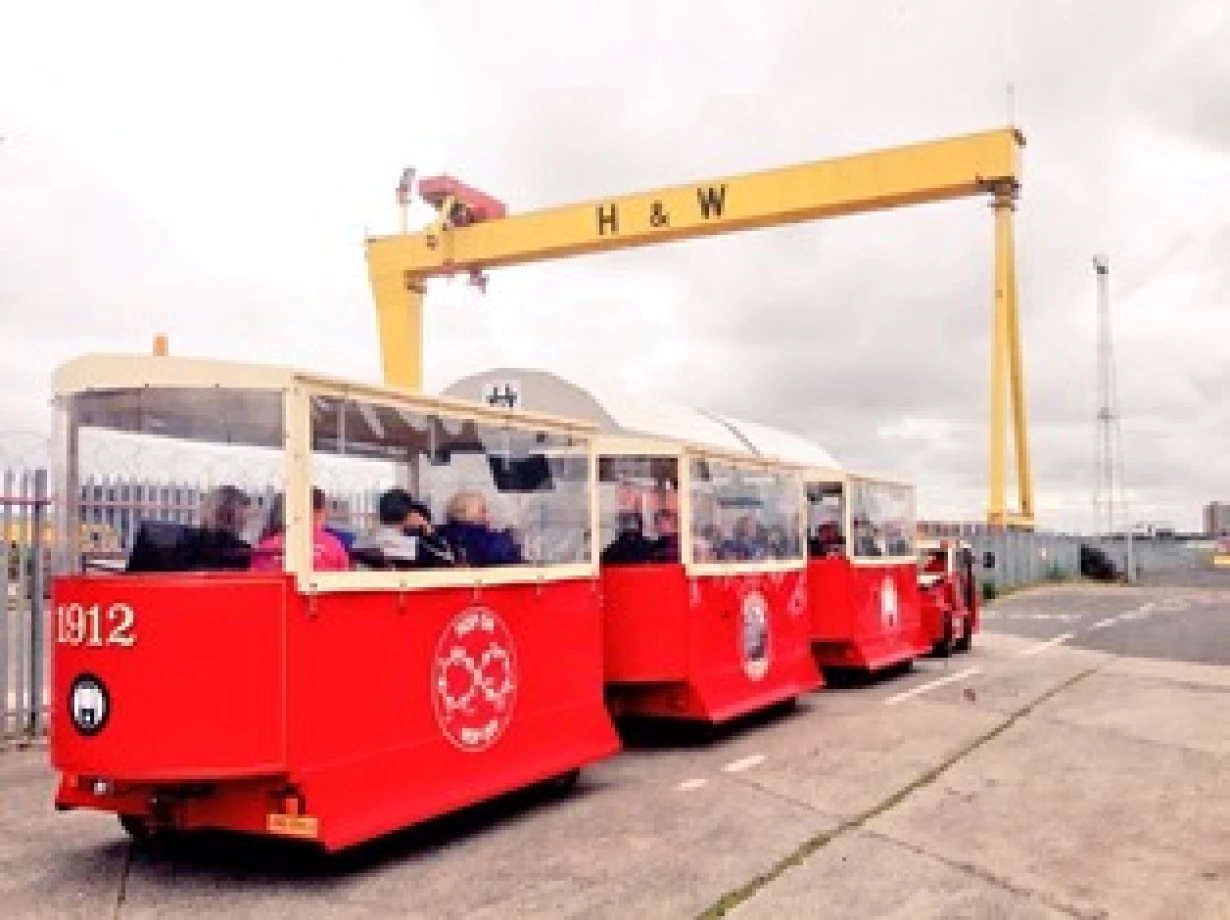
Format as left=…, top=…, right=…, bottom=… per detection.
left=721, top=515, right=765, bottom=562
left=250, top=488, right=350, bottom=572
left=188, top=485, right=253, bottom=569
left=438, top=490, right=523, bottom=567
left=764, top=524, right=791, bottom=559
left=886, top=532, right=912, bottom=555
left=647, top=508, right=680, bottom=563
left=601, top=511, right=653, bottom=565
left=853, top=533, right=883, bottom=557
left=808, top=521, right=845, bottom=558
left=353, top=488, right=455, bottom=569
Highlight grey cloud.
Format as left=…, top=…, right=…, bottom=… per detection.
left=1, top=0, right=1226, bottom=531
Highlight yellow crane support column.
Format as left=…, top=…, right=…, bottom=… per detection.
left=369, top=266, right=425, bottom=391
left=988, top=183, right=1033, bottom=528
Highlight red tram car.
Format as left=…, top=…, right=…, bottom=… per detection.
left=916, top=539, right=980, bottom=656
left=805, top=472, right=931, bottom=672
left=50, top=355, right=619, bottom=850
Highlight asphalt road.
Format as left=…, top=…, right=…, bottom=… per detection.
left=982, top=568, right=1230, bottom=666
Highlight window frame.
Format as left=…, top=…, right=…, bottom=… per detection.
left=289, top=379, right=600, bottom=594
left=593, top=437, right=807, bottom=577
left=845, top=472, right=918, bottom=566
left=804, top=472, right=848, bottom=559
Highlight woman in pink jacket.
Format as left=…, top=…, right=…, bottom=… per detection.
left=250, top=488, right=350, bottom=572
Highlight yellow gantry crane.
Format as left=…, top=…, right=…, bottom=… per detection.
left=364, top=127, right=1034, bottom=529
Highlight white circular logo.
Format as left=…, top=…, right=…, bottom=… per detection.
left=740, top=591, right=771, bottom=681
left=432, top=607, right=518, bottom=752
left=881, top=577, right=899, bottom=630
left=69, top=674, right=109, bottom=736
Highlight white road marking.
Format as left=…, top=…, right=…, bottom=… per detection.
left=722, top=754, right=767, bottom=774
left=1118, top=603, right=1157, bottom=621
left=994, top=613, right=1080, bottom=622
left=1019, top=632, right=1076, bottom=656
left=676, top=778, right=709, bottom=791
left=1088, top=617, right=1118, bottom=630
left=884, top=667, right=981, bottom=705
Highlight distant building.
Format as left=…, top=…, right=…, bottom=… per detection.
left=1204, top=502, right=1230, bottom=537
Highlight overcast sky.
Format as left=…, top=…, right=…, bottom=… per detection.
left=1, top=0, right=1226, bottom=531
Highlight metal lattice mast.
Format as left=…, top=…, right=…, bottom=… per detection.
left=1092, top=255, right=1124, bottom=534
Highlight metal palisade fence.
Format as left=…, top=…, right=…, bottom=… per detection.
left=2, top=468, right=49, bottom=743
left=1, top=468, right=386, bottom=744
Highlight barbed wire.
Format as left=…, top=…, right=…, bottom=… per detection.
left=0, top=430, right=50, bottom=470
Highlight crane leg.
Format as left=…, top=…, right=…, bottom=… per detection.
left=988, top=190, right=1011, bottom=527
left=370, top=266, right=425, bottom=392
left=1003, top=202, right=1033, bottom=524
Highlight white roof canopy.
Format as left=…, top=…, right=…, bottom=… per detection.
left=442, top=368, right=842, bottom=470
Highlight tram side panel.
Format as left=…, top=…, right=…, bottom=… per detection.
left=688, top=570, right=820, bottom=722
left=601, top=566, right=820, bottom=723
left=51, top=575, right=620, bottom=851
left=52, top=575, right=288, bottom=791
left=601, top=566, right=691, bottom=682
left=808, top=560, right=930, bottom=671
left=283, top=579, right=619, bottom=851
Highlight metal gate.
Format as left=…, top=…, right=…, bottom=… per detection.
left=2, top=468, right=49, bottom=743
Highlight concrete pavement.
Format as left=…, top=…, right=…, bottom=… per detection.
left=1, top=582, right=1226, bottom=918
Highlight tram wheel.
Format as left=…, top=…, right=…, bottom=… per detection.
left=932, top=616, right=955, bottom=658
left=548, top=769, right=581, bottom=795
left=118, top=814, right=153, bottom=843
left=119, top=814, right=177, bottom=845
left=953, top=617, right=973, bottom=653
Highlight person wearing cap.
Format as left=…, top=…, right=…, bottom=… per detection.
left=353, top=488, right=455, bottom=569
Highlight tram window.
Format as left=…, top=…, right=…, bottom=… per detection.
left=850, top=480, right=916, bottom=559
left=690, top=460, right=803, bottom=563
left=309, top=396, right=591, bottom=570
left=807, top=482, right=846, bottom=558
left=597, top=456, right=679, bottom=564
left=61, top=388, right=286, bottom=575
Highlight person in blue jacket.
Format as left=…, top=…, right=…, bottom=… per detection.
left=438, top=490, right=523, bottom=567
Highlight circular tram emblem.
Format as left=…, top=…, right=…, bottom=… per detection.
left=432, top=607, right=518, bottom=753
left=740, top=591, right=771, bottom=681
left=881, top=577, right=899, bottom=630
left=68, top=673, right=110, bottom=736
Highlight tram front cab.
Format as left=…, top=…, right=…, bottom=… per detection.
left=49, top=355, right=619, bottom=851
left=597, top=437, right=821, bottom=723
left=805, top=472, right=930, bottom=672
left=917, top=539, right=980, bottom=655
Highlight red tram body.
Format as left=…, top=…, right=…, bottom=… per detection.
left=601, top=566, right=819, bottom=722
left=50, top=357, right=935, bottom=850
left=52, top=575, right=617, bottom=851
left=807, top=558, right=930, bottom=671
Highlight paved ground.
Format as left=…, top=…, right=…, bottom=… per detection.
left=2, top=576, right=1228, bottom=918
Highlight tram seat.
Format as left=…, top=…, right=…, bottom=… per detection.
left=350, top=545, right=452, bottom=571
left=126, top=521, right=252, bottom=573
left=348, top=547, right=410, bottom=570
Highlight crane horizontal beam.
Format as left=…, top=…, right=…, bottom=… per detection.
left=366, top=128, right=1023, bottom=282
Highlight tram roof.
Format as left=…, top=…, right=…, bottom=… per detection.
left=442, top=368, right=843, bottom=471
left=51, top=354, right=598, bottom=435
